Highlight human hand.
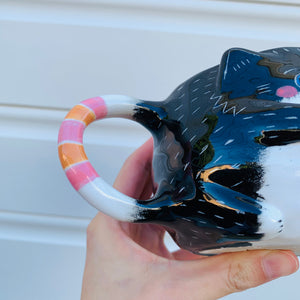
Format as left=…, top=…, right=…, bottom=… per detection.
left=81, top=139, right=299, bottom=300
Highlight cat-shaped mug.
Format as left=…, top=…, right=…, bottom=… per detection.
left=58, top=47, right=300, bottom=255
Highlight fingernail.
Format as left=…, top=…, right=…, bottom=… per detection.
left=262, top=251, right=299, bottom=281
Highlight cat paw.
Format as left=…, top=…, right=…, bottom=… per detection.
left=257, top=202, right=283, bottom=240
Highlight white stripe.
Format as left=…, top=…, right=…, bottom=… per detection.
left=257, top=83, right=271, bottom=88
left=78, top=177, right=149, bottom=222
left=285, top=116, right=298, bottom=120
left=213, top=126, right=224, bottom=133
left=101, top=95, right=137, bottom=118
left=224, top=139, right=234, bottom=145
left=78, top=103, right=96, bottom=118
left=64, top=118, right=86, bottom=127
left=58, top=140, right=83, bottom=147
left=64, top=160, right=88, bottom=172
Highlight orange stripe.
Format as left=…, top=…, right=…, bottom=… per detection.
left=58, top=143, right=88, bottom=169
left=65, top=105, right=95, bottom=125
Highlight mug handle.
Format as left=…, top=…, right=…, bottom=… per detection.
left=58, top=95, right=159, bottom=222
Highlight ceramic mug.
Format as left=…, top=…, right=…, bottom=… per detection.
left=58, top=47, right=300, bottom=255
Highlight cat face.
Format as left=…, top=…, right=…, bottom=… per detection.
left=218, top=47, right=300, bottom=104
left=196, top=48, right=300, bottom=194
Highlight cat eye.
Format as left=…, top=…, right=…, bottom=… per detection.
left=294, top=73, right=300, bottom=87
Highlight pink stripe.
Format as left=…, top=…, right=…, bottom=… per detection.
left=81, top=97, right=107, bottom=120
left=58, top=120, right=85, bottom=144
left=65, top=161, right=99, bottom=191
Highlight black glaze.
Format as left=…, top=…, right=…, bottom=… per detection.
left=133, top=47, right=300, bottom=254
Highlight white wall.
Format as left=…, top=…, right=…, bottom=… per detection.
left=1, top=0, right=300, bottom=299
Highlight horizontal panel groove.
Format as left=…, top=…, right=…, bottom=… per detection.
left=0, top=104, right=150, bottom=146
left=0, top=209, right=178, bottom=250
left=1, top=0, right=300, bottom=40
left=216, top=0, right=300, bottom=6
left=0, top=210, right=90, bottom=246
left=7, top=0, right=300, bottom=9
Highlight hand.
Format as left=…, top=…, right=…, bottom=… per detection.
left=81, top=139, right=299, bottom=300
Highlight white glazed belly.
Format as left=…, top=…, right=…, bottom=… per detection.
left=200, top=143, right=300, bottom=255
left=254, top=142, right=300, bottom=251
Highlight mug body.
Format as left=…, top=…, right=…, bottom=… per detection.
left=58, top=47, right=300, bottom=255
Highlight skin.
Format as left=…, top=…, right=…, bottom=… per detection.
left=81, top=139, right=299, bottom=300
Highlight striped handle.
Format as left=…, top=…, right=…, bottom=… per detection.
left=58, top=95, right=155, bottom=222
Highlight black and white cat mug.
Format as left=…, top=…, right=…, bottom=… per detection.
left=58, top=47, right=300, bottom=255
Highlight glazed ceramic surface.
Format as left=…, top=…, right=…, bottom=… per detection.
left=58, top=47, right=300, bottom=255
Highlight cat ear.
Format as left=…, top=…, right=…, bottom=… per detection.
left=218, top=48, right=262, bottom=94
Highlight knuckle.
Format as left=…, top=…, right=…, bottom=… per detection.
left=225, top=259, right=264, bottom=293
left=226, top=262, right=247, bottom=292
left=86, top=222, right=94, bottom=243
left=86, top=217, right=99, bottom=247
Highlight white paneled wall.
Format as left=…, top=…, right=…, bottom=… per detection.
left=1, top=0, right=300, bottom=299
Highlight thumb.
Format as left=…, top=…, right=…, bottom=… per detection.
left=172, top=250, right=299, bottom=299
